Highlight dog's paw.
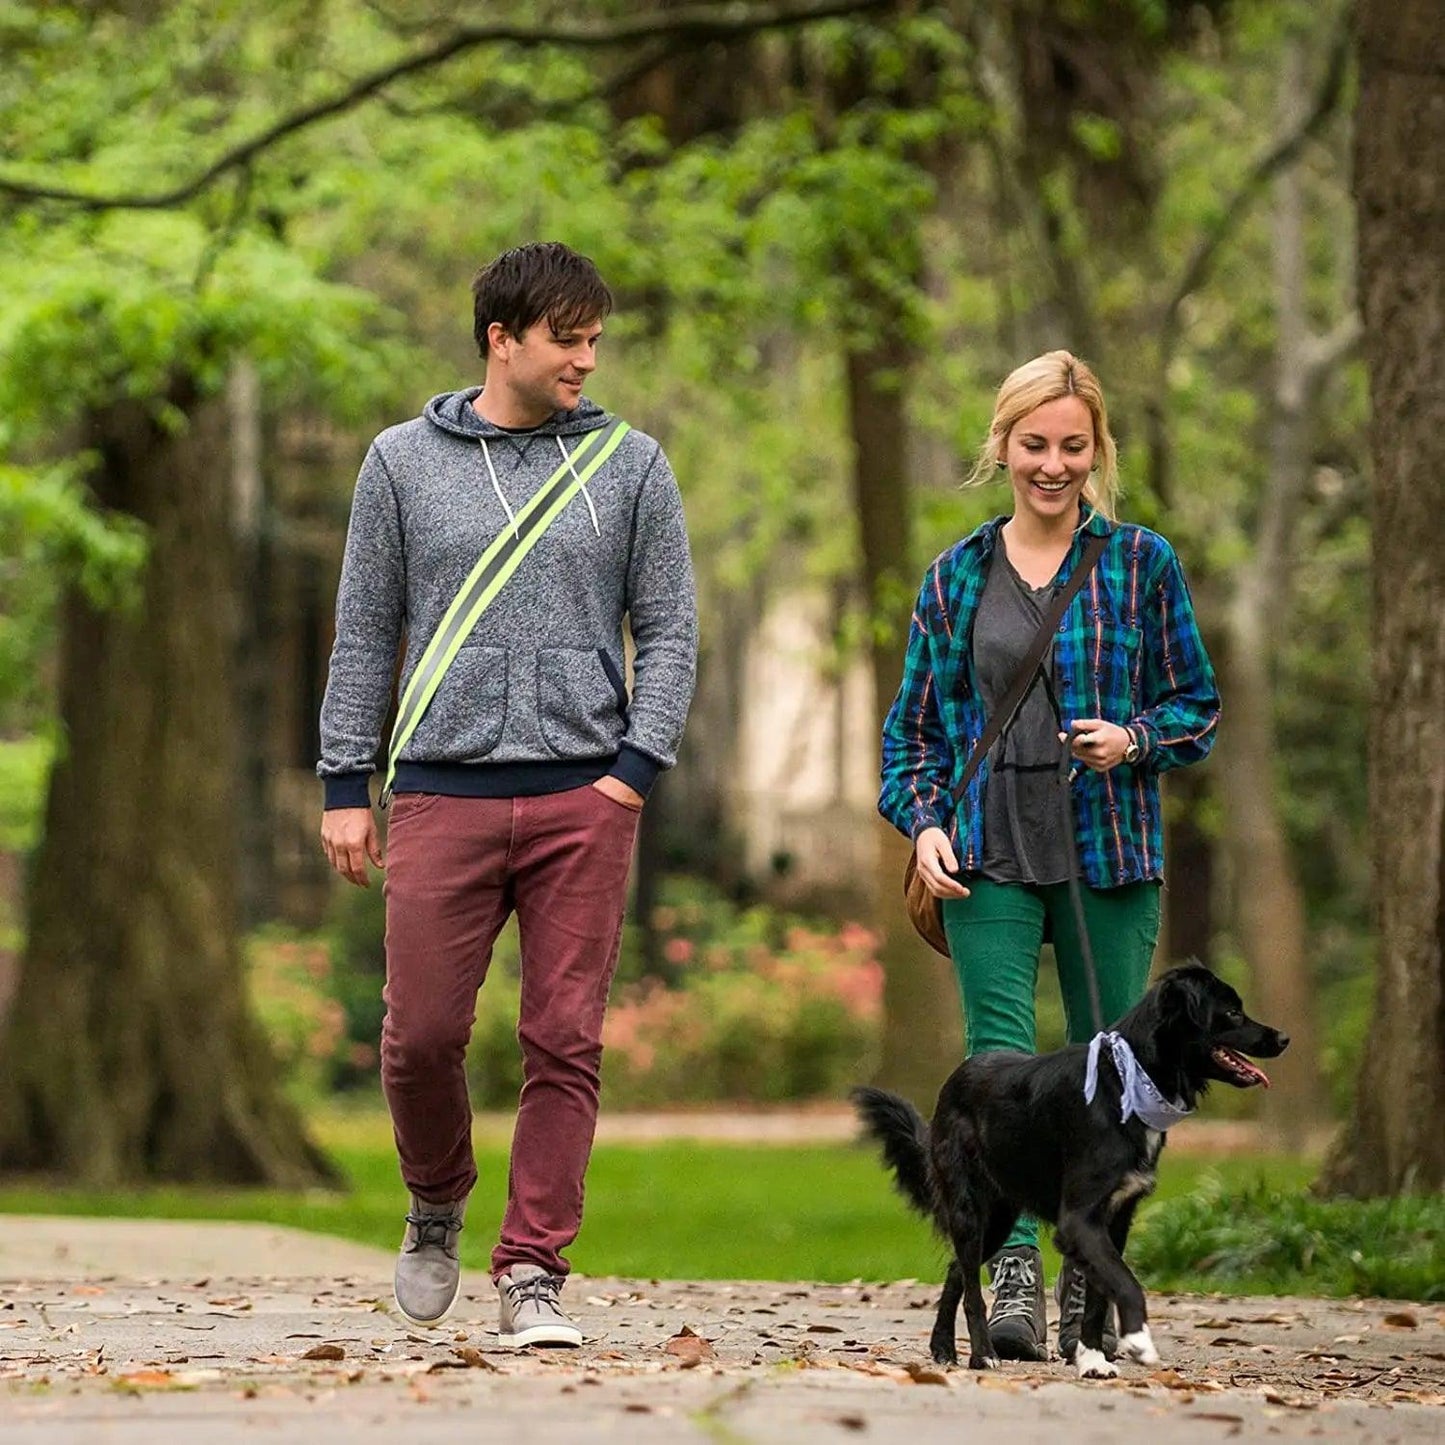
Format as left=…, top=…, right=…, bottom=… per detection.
left=1075, top=1346, right=1118, bottom=1380
left=931, top=1345, right=959, bottom=1367
left=1119, top=1326, right=1161, bottom=1367
left=968, top=1353, right=1002, bottom=1371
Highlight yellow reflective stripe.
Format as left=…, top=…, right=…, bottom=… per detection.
left=392, top=423, right=606, bottom=730
left=383, top=419, right=631, bottom=799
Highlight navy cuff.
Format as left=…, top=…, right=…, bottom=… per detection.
left=323, top=772, right=373, bottom=810
left=609, top=745, right=662, bottom=798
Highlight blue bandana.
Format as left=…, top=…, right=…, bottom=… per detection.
left=1084, top=1031, right=1194, bottom=1133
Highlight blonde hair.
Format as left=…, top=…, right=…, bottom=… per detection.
left=964, top=350, right=1120, bottom=521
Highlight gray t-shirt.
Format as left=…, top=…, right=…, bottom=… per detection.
left=973, top=545, right=1071, bottom=885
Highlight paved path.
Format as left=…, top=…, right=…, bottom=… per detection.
left=1, top=1219, right=1441, bottom=1443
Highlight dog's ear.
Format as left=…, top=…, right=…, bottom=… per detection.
left=1159, top=965, right=1214, bottom=1032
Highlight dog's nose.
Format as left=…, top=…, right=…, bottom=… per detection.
left=1276, top=1032, right=1290, bottom=1051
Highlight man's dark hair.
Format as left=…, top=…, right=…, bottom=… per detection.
left=471, top=242, right=613, bottom=358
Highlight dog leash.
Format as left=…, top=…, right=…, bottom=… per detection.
left=1057, top=720, right=1106, bottom=1036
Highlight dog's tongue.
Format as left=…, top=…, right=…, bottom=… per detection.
left=1215, top=1046, right=1271, bottom=1088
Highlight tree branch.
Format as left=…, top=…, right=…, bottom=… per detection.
left=1146, top=9, right=1351, bottom=509
left=1302, top=311, right=1363, bottom=388
left=0, top=0, right=894, bottom=212
left=1157, top=11, right=1351, bottom=368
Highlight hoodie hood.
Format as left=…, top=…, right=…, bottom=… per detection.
left=424, top=386, right=611, bottom=439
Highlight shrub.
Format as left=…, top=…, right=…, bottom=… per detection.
left=598, top=902, right=883, bottom=1108
left=245, top=925, right=349, bottom=1101
left=252, top=875, right=885, bottom=1109
left=1131, top=1178, right=1445, bottom=1301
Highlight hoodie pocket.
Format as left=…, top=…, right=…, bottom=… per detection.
left=537, top=647, right=627, bottom=757
left=404, top=644, right=508, bottom=762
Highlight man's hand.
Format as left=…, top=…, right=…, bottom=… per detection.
left=321, top=807, right=384, bottom=886
left=592, top=774, right=645, bottom=812
left=915, top=826, right=970, bottom=900
left=1064, top=719, right=1134, bottom=772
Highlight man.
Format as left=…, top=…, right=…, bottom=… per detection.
left=318, top=242, right=697, bottom=1346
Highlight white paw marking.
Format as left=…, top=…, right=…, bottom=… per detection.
left=1119, top=1326, right=1160, bottom=1366
left=1076, top=1346, right=1118, bottom=1379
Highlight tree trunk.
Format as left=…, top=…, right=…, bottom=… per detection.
left=1322, top=0, right=1445, bottom=1195
left=847, top=332, right=962, bottom=1106
left=1217, top=42, right=1329, bottom=1145
left=0, top=386, right=334, bottom=1186
left=1161, top=769, right=1216, bottom=967
left=229, top=361, right=279, bottom=929
left=1218, top=602, right=1324, bottom=1144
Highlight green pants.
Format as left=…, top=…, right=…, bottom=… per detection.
left=941, top=878, right=1161, bottom=1251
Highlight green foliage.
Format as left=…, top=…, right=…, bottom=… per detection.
left=0, top=1112, right=1313, bottom=1288
left=3, top=0, right=1380, bottom=1130
left=1132, top=1179, right=1445, bottom=1301
left=0, top=463, right=146, bottom=727
left=244, top=927, right=349, bottom=1101
left=0, top=737, right=52, bottom=855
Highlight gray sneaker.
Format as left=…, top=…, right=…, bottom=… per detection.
left=393, top=1193, right=466, bottom=1327
left=985, top=1246, right=1048, bottom=1361
left=497, top=1263, right=582, bottom=1348
left=1055, top=1259, right=1118, bottom=1362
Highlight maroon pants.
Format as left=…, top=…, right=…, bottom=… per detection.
left=380, top=785, right=639, bottom=1279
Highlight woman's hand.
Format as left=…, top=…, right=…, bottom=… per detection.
left=915, top=827, right=971, bottom=900
left=1064, top=719, right=1135, bottom=772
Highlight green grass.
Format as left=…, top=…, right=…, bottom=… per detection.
left=0, top=1109, right=1320, bottom=1289
left=1132, top=1181, right=1445, bottom=1301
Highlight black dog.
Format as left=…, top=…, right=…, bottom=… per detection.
left=854, top=964, right=1288, bottom=1378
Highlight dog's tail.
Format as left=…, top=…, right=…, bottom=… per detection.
left=851, top=1086, right=933, bottom=1217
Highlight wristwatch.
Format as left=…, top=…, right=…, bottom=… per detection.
left=1122, top=727, right=1141, bottom=765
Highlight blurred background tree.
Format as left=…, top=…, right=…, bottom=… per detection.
left=0, top=0, right=1434, bottom=1196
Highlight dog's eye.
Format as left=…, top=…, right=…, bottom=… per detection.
left=1226, top=1009, right=1243, bottom=1023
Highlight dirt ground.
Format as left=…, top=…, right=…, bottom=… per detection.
left=1, top=1218, right=1441, bottom=1443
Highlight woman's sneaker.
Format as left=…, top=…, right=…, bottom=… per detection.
left=1055, top=1260, right=1118, bottom=1362
left=985, top=1246, right=1048, bottom=1361
left=497, top=1263, right=583, bottom=1347
left=393, top=1193, right=466, bottom=1327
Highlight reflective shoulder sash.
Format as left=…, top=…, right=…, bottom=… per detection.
left=383, top=417, right=632, bottom=802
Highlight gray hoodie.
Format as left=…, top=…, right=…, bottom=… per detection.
left=317, top=387, right=697, bottom=808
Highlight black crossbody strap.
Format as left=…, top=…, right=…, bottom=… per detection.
left=948, top=530, right=1109, bottom=805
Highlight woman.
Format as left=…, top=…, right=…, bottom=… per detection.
left=878, top=351, right=1220, bottom=1363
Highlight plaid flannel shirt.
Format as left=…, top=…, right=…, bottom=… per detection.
left=879, top=509, right=1220, bottom=889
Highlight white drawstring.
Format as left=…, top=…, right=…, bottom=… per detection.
left=479, top=437, right=520, bottom=539
left=557, top=436, right=601, bottom=537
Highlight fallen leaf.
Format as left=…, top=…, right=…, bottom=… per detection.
left=662, top=1326, right=715, bottom=1368
left=1192, top=1413, right=1244, bottom=1425
left=1149, top=1369, right=1195, bottom=1391
left=301, top=1344, right=346, bottom=1361
left=835, top=1415, right=868, bottom=1431
left=973, top=1373, right=1019, bottom=1392
left=115, top=1370, right=182, bottom=1391
left=1382, top=1312, right=1418, bottom=1329
left=903, top=1362, right=949, bottom=1386
left=807, top=1323, right=845, bottom=1334
left=1262, top=1391, right=1318, bottom=1410
left=451, top=1347, right=497, bottom=1371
